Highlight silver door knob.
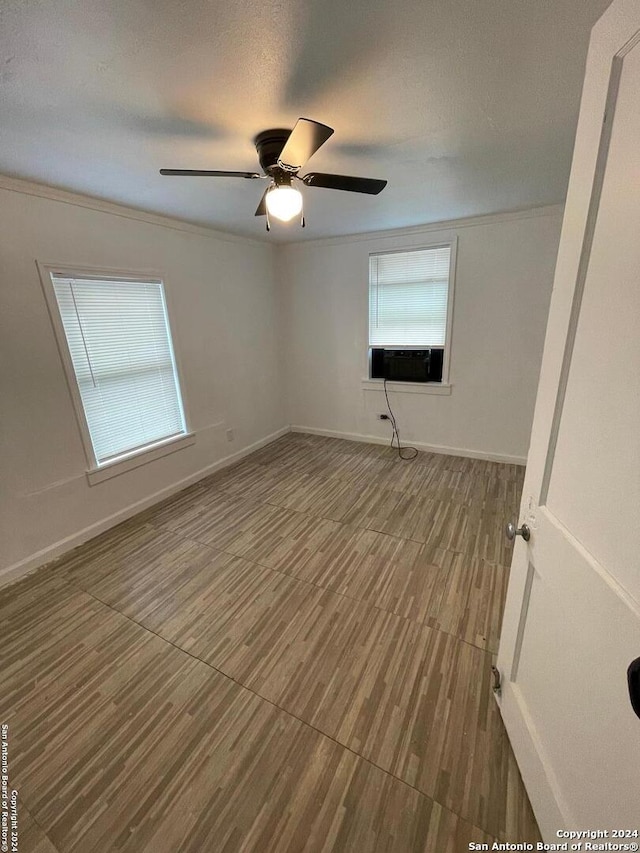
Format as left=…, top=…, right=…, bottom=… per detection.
left=506, top=521, right=531, bottom=542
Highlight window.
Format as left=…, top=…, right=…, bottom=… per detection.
left=368, top=244, right=453, bottom=348
left=44, top=268, right=189, bottom=474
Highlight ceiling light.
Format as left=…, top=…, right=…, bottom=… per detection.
left=266, top=185, right=303, bottom=222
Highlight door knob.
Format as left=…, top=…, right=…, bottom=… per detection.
left=506, top=521, right=531, bottom=542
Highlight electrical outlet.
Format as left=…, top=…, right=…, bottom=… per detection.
left=226, top=428, right=234, bottom=442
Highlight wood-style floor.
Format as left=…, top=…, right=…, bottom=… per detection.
left=1, top=432, right=541, bottom=852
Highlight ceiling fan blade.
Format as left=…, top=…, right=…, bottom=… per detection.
left=277, top=118, right=334, bottom=171
left=160, top=169, right=262, bottom=178
left=255, top=188, right=269, bottom=216
left=301, top=173, right=387, bottom=194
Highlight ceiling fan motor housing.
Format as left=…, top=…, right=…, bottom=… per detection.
left=254, top=129, right=292, bottom=175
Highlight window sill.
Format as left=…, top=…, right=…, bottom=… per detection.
left=86, top=432, right=196, bottom=485
left=361, top=378, right=452, bottom=396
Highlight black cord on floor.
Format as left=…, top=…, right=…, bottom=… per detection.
left=383, top=379, right=418, bottom=461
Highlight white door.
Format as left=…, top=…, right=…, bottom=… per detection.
left=497, top=0, right=640, bottom=840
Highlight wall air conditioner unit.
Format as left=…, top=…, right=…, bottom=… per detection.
left=370, top=348, right=444, bottom=383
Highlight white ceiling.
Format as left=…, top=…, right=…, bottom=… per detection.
left=1, top=0, right=611, bottom=242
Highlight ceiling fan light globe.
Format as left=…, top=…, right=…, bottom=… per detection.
left=266, top=186, right=303, bottom=222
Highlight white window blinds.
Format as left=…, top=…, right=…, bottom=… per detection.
left=51, top=274, right=186, bottom=465
left=369, top=246, right=452, bottom=347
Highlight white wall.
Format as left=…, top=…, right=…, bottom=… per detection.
left=0, top=180, right=285, bottom=580
left=0, top=182, right=562, bottom=583
left=279, top=206, right=563, bottom=463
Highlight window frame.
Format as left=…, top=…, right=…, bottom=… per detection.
left=367, top=237, right=457, bottom=385
left=37, top=262, right=194, bottom=484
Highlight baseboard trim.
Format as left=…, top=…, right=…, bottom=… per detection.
left=2, top=422, right=525, bottom=589
left=0, top=426, right=290, bottom=589
left=290, top=425, right=527, bottom=465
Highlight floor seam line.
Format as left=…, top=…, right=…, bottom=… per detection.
left=65, top=575, right=499, bottom=839
left=136, top=526, right=502, bottom=656
left=20, top=801, right=63, bottom=853
left=148, top=495, right=515, bottom=561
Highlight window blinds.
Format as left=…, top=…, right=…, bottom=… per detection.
left=51, top=275, right=186, bottom=465
left=369, top=246, right=451, bottom=347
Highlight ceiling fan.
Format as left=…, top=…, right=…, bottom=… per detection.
left=160, top=118, right=387, bottom=230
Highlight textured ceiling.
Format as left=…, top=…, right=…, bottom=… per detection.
left=0, top=0, right=611, bottom=242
